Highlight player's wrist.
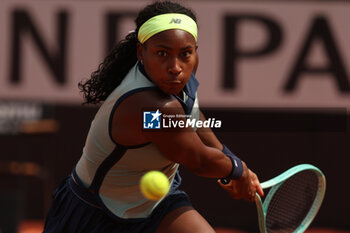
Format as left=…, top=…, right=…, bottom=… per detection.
left=222, top=144, right=243, bottom=180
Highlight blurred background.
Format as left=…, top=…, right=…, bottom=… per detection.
left=0, top=0, right=349, bottom=232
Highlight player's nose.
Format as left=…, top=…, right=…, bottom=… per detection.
left=167, top=57, right=182, bottom=75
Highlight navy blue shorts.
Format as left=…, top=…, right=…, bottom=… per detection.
left=43, top=176, right=191, bottom=233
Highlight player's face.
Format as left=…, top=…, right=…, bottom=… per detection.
left=137, top=29, right=198, bottom=95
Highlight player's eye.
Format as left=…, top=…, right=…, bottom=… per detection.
left=182, top=50, right=192, bottom=58
left=157, top=51, right=168, bottom=57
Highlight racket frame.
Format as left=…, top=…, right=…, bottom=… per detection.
left=255, top=164, right=326, bottom=233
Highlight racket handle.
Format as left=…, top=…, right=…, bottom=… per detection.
left=220, top=178, right=230, bottom=185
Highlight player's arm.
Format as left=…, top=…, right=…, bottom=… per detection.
left=197, top=109, right=264, bottom=200
left=195, top=109, right=222, bottom=150
left=144, top=99, right=236, bottom=179
left=111, top=90, right=238, bottom=179
left=111, top=90, right=259, bottom=200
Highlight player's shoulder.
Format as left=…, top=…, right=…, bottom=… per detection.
left=111, top=88, right=185, bottom=144
left=123, top=89, right=183, bottom=113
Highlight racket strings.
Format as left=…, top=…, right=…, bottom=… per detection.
left=265, top=170, right=319, bottom=233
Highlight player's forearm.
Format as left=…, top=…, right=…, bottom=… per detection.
left=184, top=146, right=233, bottom=178
left=195, top=110, right=244, bottom=179
left=196, top=110, right=222, bottom=149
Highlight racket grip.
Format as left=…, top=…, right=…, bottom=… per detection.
left=220, top=178, right=230, bottom=185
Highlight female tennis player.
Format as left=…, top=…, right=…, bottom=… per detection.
left=43, top=1, right=263, bottom=232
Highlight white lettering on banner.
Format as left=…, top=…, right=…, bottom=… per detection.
left=162, top=118, right=222, bottom=129
left=0, top=101, right=43, bottom=134
left=0, top=0, right=349, bottom=109
left=0, top=102, right=42, bottom=120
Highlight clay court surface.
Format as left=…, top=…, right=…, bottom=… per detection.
left=18, top=221, right=350, bottom=233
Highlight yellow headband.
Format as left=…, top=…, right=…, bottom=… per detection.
left=138, top=13, right=198, bottom=44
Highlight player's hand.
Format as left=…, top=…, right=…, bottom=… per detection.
left=218, top=161, right=264, bottom=202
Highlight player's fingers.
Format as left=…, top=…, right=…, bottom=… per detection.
left=252, top=176, right=264, bottom=197
left=247, top=181, right=256, bottom=201
left=249, top=170, right=264, bottom=197
left=242, top=190, right=255, bottom=202
left=255, top=183, right=264, bottom=197
left=251, top=180, right=264, bottom=197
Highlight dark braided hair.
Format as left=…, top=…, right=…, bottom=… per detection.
left=78, top=1, right=197, bottom=104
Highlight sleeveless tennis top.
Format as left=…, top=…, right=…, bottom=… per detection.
left=74, top=62, right=200, bottom=220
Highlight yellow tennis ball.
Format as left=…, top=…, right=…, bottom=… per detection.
left=140, top=171, right=170, bottom=201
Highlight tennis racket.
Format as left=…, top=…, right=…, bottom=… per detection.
left=221, top=164, right=326, bottom=233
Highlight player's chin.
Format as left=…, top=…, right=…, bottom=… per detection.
left=161, top=85, right=184, bottom=95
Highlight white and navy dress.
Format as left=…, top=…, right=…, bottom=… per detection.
left=43, top=62, right=200, bottom=233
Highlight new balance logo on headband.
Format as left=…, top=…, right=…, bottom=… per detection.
left=169, top=18, right=182, bottom=24
left=138, top=14, right=198, bottom=44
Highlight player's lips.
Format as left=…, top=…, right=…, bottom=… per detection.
left=165, top=79, right=183, bottom=84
